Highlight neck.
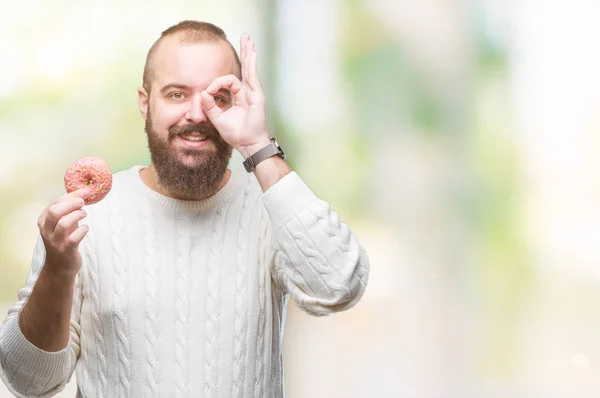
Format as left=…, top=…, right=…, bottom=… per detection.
left=140, top=164, right=231, bottom=201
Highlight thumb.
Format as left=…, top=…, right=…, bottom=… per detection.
left=200, top=90, right=223, bottom=121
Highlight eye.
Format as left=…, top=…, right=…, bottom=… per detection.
left=213, top=96, right=224, bottom=104
left=170, top=92, right=185, bottom=100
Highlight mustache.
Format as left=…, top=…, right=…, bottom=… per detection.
left=168, top=123, right=220, bottom=139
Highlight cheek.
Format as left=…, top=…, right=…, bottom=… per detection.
left=152, top=104, right=185, bottom=131
left=152, top=102, right=188, bottom=128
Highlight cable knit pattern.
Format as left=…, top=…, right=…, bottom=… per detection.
left=108, top=193, right=131, bottom=397
left=309, top=202, right=369, bottom=287
left=72, top=241, right=93, bottom=396
left=0, top=167, right=369, bottom=398
left=204, top=203, right=229, bottom=398
left=85, top=235, right=107, bottom=398
left=140, top=198, right=160, bottom=397
left=286, top=226, right=339, bottom=296
left=175, top=211, right=194, bottom=397
left=253, top=209, right=268, bottom=398
left=231, top=185, right=254, bottom=398
left=263, top=172, right=370, bottom=317
left=356, top=247, right=370, bottom=286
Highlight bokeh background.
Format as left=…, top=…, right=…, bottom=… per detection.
left=2, top=0, right=600, bottom=396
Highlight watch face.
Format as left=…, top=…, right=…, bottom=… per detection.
left=271, top=137, right=285, bottom=158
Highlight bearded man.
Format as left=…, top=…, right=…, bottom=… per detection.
left=0, top=20, right=370, bottom=398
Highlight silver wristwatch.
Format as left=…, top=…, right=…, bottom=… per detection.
left=242, top=137, right=286, bottom=172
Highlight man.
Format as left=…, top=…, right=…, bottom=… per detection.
left=0, top=20, right=369, bottom=397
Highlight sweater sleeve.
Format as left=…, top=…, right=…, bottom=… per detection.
left=261, top=172, right=370, bottom=316
left=0, top=235, right=83, bottom=397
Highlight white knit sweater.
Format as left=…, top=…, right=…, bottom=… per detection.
left=0, top=165, right=369, bottom=398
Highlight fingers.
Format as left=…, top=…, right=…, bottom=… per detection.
left=36, top=189, right=90, bottom=276
left=240, top=33, right=249, bottom=82
left=54, top=209, right=87, bottom=242
left=48, top=188, right=88, bottom=209
left=240, top=33, right=262, bottom=91
left=200, top=90, right=223, bottom=119
left=38, top=189, right=89, bottom=250
left=246, top=39, right=261, bottom=90
left=202, top=74, right=250, bottom=119
left=40, top=192, right=86, bottom=233
left=206, top=75, right=244, bottom=96
left=65, top=224, right=89, bottom=248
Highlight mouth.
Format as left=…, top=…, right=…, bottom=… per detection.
left=175, top=132, right=211, bottom=149
left=180, top=132, right=208, bottom=141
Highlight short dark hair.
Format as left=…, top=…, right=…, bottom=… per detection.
left=142, top=20, right=242, bottom=93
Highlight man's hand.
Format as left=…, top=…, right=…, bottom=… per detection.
left=37, top=189, right=89, bottom=278
left=200, top=33, right=271, bottom=159
left=19, top=188, right=89, bottom=352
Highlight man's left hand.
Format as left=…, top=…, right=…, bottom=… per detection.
left=200, top=33, right=271, bottom=158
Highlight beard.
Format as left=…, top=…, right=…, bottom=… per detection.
left=144, top=112, right=233, bottom=200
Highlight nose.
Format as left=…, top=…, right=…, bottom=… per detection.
left=184, top=94, right=208, bottom=124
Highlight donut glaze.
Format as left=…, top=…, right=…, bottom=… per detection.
left=64, top=157, right=112, bottom=205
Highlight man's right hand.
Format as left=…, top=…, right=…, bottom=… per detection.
left=37, top=189, right=90, bottom=278
left=18, top=189, right=90, bottom=352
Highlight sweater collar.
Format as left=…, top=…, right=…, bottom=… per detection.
left=128, top=165, right=243, bottom=212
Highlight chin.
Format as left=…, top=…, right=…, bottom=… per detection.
left=175, top=155, right=209, bottom=169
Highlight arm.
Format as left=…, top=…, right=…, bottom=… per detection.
left=19, top=266, right=77, bottom=353
left=0, top=190, right=88, bottom=397
left=200, top=34, right=369, bottom=313
left=201, top=33, right=291, bottom=193
left=0, top=236, right=84, bottom=398
left=262, top=172, right=370, bottom=316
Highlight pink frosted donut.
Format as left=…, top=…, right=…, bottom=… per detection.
left=64, top=156, right=112, bottom=205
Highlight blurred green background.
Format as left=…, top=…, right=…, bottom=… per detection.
left=2, top=0, right=600, bottom=396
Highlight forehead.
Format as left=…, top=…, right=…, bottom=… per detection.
left=151, top=37, right=236, bottom=89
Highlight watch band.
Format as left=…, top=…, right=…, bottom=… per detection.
left=242, top=137, right=285, bottom=172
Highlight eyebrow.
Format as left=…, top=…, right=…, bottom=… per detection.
left=160, top=83, right=190, bottom=95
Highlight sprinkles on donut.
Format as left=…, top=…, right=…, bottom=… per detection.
left=64, top=156, right=113, bottom=205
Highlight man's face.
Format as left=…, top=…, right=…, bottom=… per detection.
left=139, top=37, right=237, bottom=198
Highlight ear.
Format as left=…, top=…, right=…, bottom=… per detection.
left=137, top=86, right=149, bottom=120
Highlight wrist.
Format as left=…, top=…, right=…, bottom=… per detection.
left=237, top=137, right=272, bottom=159
left=42, top=261, right=79, bottom=283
